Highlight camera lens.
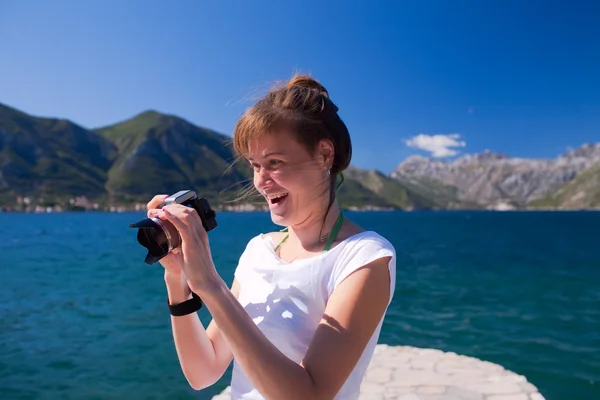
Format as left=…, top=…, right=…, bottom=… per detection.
left=138, top=220, right=167, bottom=254
left=130, top=217, right=181, bottom=264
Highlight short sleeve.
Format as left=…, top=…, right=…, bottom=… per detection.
left=328, top=232, right=397, bottom=305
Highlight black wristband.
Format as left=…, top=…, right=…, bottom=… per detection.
left=168, top=291, right=203, bottom=316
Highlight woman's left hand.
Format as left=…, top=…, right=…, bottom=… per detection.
left=157, top=204, right=222, bottom=294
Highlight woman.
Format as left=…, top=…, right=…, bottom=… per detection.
left=146, top=75, right=397, bottom=399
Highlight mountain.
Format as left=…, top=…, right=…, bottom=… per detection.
left=0, top=103, right=415, bottom=211
left=530, top=162, right=600, bottom=209
left=340, top=166, right=411, bottom=209
left=92, top=110, right=252, bottom=204
left=0, top=103, right=117, bottom=204
left=3, top=101, right=599, bottom=212
left=392, top=146, right=600, bottom=209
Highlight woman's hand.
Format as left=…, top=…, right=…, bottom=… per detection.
left=153, top=202, right=222, bottom=294
left=146, top=195, right=185, bottom=278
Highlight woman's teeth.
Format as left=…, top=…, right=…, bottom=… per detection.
left=268, top=193, right=289, bottom=204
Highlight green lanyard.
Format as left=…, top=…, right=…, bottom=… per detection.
left=322, top=211, right=344, bottom=252
left=274, top=172, right=345, bottom=254
left=274, top=211, right=344, bottom=253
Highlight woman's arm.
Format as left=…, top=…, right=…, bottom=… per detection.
left=156, top=203, right=392, bottom=398
left=166, top=271, right=239, bottom=390
left=198, top=256, right=392, bottom=400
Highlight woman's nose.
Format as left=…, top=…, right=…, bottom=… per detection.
left=255, top=167, right=272, bottom=186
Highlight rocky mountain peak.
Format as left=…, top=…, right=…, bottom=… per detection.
left=454, top=150, right=509, bottom=165
left=560, top=143, right=600, bottom=160
left=391, top=142, right=600, bottom=209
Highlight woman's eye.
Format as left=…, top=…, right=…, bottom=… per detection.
left=269, top=160, right=281, bottom=167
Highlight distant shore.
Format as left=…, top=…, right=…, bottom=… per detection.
left=1, top=195, right=599, bottom=213
left=0, top=204, right=399, bottom=213
left=2, top=206, right=599, bottom=213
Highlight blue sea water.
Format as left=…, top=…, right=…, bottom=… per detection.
left=1, top=210, right=599, bottom=400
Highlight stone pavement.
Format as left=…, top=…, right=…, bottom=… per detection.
left=212, top=344, right=546, bottom=399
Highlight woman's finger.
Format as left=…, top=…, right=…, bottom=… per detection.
left=163, top=205, right=204, bottom=230
left=148, top=209, right=167, bottom=219
left=161, top=207, right=195, bottom=245
left=146, top=194, right=169, bottom=210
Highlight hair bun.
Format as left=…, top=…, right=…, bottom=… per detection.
left=286, top=75, right=329, bottom=98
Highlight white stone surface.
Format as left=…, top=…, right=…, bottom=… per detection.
left=211, top=345, right=546, bottom=399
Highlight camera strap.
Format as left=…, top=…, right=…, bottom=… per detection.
left=274, top=172, right=346, bottom=254
left=322, top=211, right=344, bottom=252
left=274, top=211, right=344, bottom=254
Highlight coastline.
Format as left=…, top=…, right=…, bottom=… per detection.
left=2, top=192, right=599, bottom=213
left=2, top=204, right=600, bottom=213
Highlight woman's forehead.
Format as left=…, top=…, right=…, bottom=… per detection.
left=247, top=130, right=304, bottom=159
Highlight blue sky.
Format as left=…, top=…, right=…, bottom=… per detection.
left=1, top=0, right=599, bottom=173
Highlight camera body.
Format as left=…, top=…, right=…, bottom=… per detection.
left=129, top=190, right=218, bottom=265
left=158, top=190, right=218, bottom=231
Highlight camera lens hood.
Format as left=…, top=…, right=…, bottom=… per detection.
left=129, top=218, right=160, bottom=229
left=129, top=217, right=180, bottom=265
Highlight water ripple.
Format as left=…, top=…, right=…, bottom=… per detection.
left=1, top=211, right=599, bottom=400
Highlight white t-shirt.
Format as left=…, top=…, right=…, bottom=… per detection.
left=231, top=230, right=397, bottom=399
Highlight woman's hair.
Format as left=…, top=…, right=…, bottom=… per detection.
left=233, top=74, right=352, bottom=206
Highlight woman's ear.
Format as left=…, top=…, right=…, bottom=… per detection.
left=318, top=139, right=335, bottom=169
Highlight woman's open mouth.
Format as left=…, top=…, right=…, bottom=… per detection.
left=267, top=192, right=289, bottom=207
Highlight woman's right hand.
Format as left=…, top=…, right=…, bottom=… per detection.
left=146, top=194, right=186, bottom=278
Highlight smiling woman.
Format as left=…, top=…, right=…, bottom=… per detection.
left=150, top=74, right=397, bottom=400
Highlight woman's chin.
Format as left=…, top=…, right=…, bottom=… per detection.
left=268, top=204, right=290, bottom=225
left=269, top=210, right=288, bottom=226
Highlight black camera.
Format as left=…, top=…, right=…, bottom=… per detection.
left=129, top=190, right=218, bottom=265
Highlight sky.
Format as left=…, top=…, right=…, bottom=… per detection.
left=1, top=0, right=599, bottom=173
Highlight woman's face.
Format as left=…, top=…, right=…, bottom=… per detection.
left=247, top=130, right=331, bottom=227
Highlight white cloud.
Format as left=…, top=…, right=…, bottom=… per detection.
left=405, top=133, right=466, bottom=158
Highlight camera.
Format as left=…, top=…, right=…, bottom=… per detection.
left=129, top=190, right=218, bottom=265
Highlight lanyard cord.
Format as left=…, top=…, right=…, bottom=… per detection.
left=274, top=211, right=344, bottom=253
left=274, top=172, right=345, bottom=253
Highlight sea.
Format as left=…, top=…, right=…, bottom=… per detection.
left=1, top=210, right=599, bottom=400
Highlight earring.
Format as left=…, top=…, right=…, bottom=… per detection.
left=326, top=167, right=331, bottom=177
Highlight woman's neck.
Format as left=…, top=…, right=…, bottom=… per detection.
left=287, top=201, right=342, bottom=250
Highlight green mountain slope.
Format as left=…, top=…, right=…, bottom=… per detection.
left=93, top=111, right=251, bottom=204
left=0, top=102, right=448, bottom=211
left=342, top=166, right=412, bottom=209
left=530, top=163, right=600, bottom=210
left=0, top=103, right=116, bottom=203
left=391, top=173, right=481, bottom=210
